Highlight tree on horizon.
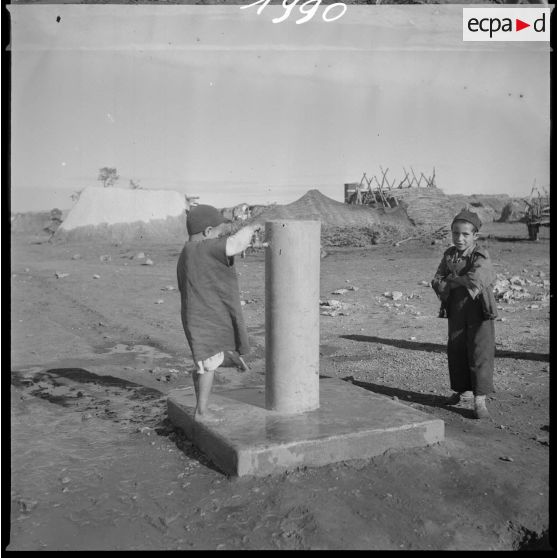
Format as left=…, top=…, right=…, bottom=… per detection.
left=98, top=167, right=119, bottom=188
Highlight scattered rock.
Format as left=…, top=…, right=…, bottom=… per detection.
left=143, top=259, right=154, bottom=266
left=16, top=499, right=38, bottom=514
left=161, top=285, right=176, bottom=291
left=93, top=274, right=101, bottom=279
left=384, top=291, right=403, bottom=301
left=138, top=426, right=153, bottom=434
left=135, top=252, right=146, bottom=260
left=419, top=280, right=430, bottom=287
left=321, top=310, right=346, bottom=317
left=155, top=299, right=164, bottom=304
left=499, top=456, right=514, bottom=462
left=100, top=255, right=111, bottom=263
left=71, top=254, right=81, bottom=260
left=55, top=272, right=69, bottom=279
left=320, top=299, right=347, bottom=316
left=332, top=288, right=349, bottom=295
left=532, top=435, right=549, bottom=446
left=320, top=299, right=343, bottom=308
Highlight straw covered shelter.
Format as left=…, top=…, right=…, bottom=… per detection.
left=256, top=189, right=412, bottom=228
left=252, top=189, right=415, bottom=246
left=388, top=187, right=457, bottom=229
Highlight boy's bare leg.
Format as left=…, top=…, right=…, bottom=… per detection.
left=193, top=371, right=200, bottom=400
left=193, top=369, right=220, bottom=421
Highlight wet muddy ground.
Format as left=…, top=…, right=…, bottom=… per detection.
left=8, top=222, right=552, bottom=550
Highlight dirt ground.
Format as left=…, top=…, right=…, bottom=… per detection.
left=7, top=222, right=552, bottom=551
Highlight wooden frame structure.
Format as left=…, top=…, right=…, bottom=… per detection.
left=345, top=167, right=437, bottom=207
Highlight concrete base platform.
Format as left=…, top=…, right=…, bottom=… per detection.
left=167, top=378, right=444, bottom=477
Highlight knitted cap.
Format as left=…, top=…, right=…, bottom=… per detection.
left=187, top=204, right=226, bottom=236
left=452, top=209, right=482, bottom=231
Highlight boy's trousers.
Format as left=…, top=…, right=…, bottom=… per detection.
left=446, top=287, right=495, bottom=396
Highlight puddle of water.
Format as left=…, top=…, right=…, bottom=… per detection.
left=15, top=343, right=185, bottom=382
left=9, top=392, right=203, bottom=550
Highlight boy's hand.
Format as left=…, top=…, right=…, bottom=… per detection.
left=225, top=223, right=267, bottom=256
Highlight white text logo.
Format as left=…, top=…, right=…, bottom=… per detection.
left=463, top=8, right=551, bottom=41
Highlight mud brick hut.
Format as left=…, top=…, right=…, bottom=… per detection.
left=53, top=187, right=190, bottom=243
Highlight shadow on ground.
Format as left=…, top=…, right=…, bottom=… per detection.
left=336, top=376, right=476, bottom=420
left=340, top=335, right=549, bottom=362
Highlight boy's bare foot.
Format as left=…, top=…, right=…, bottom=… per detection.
left=194, top=411, right=223, bottom=424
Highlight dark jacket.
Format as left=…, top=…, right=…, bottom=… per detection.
left=431, top=245, right=498, bottom=320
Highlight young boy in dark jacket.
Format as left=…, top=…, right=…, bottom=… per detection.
left=431, top=209, right=498, bottom=419
left=177, top=204, right=261, bottom=422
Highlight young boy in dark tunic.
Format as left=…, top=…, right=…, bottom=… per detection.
left=177, top=204, right=261, bottom=422
left=431, top=209, right=498, bottom=419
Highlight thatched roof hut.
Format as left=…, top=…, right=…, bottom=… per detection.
left=388, top=187, right=456, bottom=229
left=498, top=200, right=527, bottom=223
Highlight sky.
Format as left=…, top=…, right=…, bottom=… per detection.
left=9, top=4, right=551, bottom=212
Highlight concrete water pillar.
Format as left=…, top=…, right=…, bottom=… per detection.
left=265, top=220, right=321, bottom=414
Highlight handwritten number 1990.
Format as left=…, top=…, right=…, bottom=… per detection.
left=240, top=0, right=347, bottom=24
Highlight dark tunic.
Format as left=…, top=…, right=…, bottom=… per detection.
left=431, top=245, right=497, bottom=396
left=176, top=237, right=249, bottom=363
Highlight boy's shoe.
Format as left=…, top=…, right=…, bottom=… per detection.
left=445, top=391, right=474, bottom=405
left=473, top=396, right=490, bottom=419
left=445, top=392, right=461, bottom=405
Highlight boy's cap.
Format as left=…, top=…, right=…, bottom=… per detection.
left=187, top=204, right=226, bottom=236
left=452, top=209, right=482, bottom=231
